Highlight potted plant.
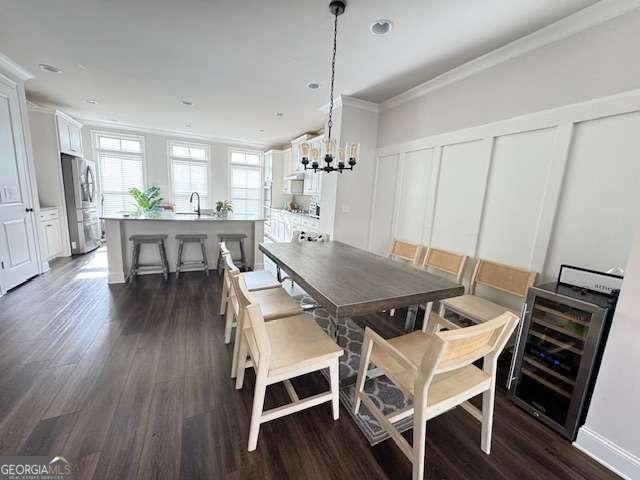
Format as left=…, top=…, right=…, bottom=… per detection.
left=215, top=200, right=233, bottom=217
left=128, top=186, right=163, bottom=213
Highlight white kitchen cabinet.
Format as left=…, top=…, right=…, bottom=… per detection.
left=56, top=111, right=83, bottom=157
left=40, top=208, right=62, bottom=260
left=268, top=209, right=320, bottom=242
left=303, top=171, right=314, bottom=195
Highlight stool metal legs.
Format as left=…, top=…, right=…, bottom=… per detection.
left=176, top=238, right=209, bottom=278
left=176, top=240, right=185, bottom=280
left=200, top=240, right=210, bottom=277
left=128, top=239, right=169, bottom=283
left=158, top=241, right=169, bottom=281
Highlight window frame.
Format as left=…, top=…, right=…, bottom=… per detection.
left=92, top=130, right=147, bottom=216
left=167, top=140, right=212, bottom=213
left=228, top=147, right=264, bottom=216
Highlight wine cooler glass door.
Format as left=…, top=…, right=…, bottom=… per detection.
left=512, top=288, right=602, bottom=438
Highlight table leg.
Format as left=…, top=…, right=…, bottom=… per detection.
left=404, top=305, right=419, bottom=331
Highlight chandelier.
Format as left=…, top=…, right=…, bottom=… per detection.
left=300, top=0, right=359, bottom=174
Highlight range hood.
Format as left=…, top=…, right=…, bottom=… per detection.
left=284, top=172, right=305, bottom=181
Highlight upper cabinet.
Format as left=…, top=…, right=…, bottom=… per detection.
left=56, top=111, right=83, bottom=157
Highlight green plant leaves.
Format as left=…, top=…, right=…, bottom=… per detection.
left=129, top=186, right=163, bottom=212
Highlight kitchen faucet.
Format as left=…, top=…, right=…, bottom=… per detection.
left=190, top=192, right=201, bottom=216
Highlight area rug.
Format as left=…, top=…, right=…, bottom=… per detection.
left=299, top=294, right=414, bottom=445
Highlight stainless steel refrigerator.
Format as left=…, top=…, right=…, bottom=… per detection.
left=61, top=154, right=101, bottom=254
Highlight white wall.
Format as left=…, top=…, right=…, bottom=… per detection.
left=575, top=226, right=640, bottom=479
left=378, top=8, right=640, bottom=147
left=366, top=7, right=640, bottom=477
left=28, top=109, right=61, bottom=208
left=329, top=103, right=379, bottom=249
left=81, top=125, right=259, bottom=209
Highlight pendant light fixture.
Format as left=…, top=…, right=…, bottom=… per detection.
left=300, top=0, right=359, bottom=174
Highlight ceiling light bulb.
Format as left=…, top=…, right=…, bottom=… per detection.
left=300, top=142, right=310, bottom=157
left=39, top=63, right=62, bottom=74
left=348, top=142, right=360, bottom=158
left=84, top=98, right=98, bottom=105
left=274, top=112, right=284, bottom=117
left=307, top=82, right=320, bottom=90
left=181, top=100, right=193, bottom=106
left=310, top=147, right=320, bottom=161
left=370, top=19, right=393, bottom=35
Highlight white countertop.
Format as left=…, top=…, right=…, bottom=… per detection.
left=271, top=208, right=320, bottom=220
left=102, top=211, right=265, bottom=222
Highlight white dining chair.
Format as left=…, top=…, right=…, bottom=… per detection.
left=353, top=311, right=519, bottom=480
left=224, top=253, right=304, bottom=378
left=218, top=242, right=281, bottom=333
left=234, top=275, right=343, bottom=451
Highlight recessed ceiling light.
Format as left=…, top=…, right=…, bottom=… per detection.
left=181, top=100, right=193, bottom=106
left=185, top=123, right=192, bottom=128
left=84, top=98, right=98, bottom=105
left=39, top=63, right=62, bottom=74
left=258, top=129, right=265, bottom=133
left=307, top=82, right=320, bottom=90
left=370, top=19, right=393, bottom=35
left=274, top=112, right=284, bottom=117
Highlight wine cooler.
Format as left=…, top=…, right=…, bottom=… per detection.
left=509, top=266, right=622, bottom=440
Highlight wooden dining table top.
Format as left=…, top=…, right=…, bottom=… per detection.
left=259, top=241, right=464, bottom=318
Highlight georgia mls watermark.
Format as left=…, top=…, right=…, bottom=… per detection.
left=0, top=456, right=73, bottom=480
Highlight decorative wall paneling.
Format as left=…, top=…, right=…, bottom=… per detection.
left=370, top=89, right=640, bottom=284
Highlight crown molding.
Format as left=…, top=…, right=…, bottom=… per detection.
left=73, top=116, right=268, bottom=149
left=320, top=95, right=380, bottom=114
left=381, top=0, right=640, bottom=111
left=0, top=52, right=34, bottom=81
left=26, top=100, right=55, bottom=114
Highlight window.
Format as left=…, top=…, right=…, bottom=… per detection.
left=229, top=149, right=262, bottom=215
left=94, top=132, right=145, bottom=215
left=168, top=141, right=210, bottom=213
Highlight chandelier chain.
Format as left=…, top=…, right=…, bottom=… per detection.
left=327, top=10, right=338, bottom=141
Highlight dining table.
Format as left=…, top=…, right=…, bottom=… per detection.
left=259, top=240, right=464, bottom=334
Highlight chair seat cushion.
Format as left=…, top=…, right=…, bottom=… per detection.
left=249, top=287, right=302, bottom=320
left=265, top=314, right=343, bottom=377
left=371, top=331, right=490, bottom=404
left=440, top=294, right=517, bottom=323
left=242, top=270, right=281, bottom=291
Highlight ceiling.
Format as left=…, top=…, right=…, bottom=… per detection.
left=0, top=0, right=599, bottom=146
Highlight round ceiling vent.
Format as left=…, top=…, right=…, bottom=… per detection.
left=370, top=19, right=393, bottom=36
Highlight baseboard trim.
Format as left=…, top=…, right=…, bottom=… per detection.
left=574, top=426, right=640, bottom=480
left=107, top=272, right=126, bottom=284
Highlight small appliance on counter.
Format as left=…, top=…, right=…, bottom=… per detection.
left=308, top=201, right=320, bottom=218
left=509, top=265, right=623, bottom=440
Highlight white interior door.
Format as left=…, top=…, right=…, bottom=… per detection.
left=0, top=79, right=39, bottom=291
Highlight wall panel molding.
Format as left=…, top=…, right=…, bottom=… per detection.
left=369, top=89, right=640, bottom=276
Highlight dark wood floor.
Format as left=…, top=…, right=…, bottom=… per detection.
left=0, top=249, right=619, bottom=480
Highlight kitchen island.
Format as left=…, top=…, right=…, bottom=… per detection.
left=102, top=211, right=265, bottom=283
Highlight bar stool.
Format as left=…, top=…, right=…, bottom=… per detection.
left=217, top=233, right=247, bottom=275
left=175, top=233, right=209, bottom=279
left=128, top=234, right=169, bottom=282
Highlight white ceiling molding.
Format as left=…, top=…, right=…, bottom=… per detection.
left=26, top=100, right=55, bottom=114
left=319, top=95, right=380, bottom=114
left=0, top=52, right=34, bottom=81
left=380, top=0, right=640, bottom=112
left=73, top=116, right=268, bottom=149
